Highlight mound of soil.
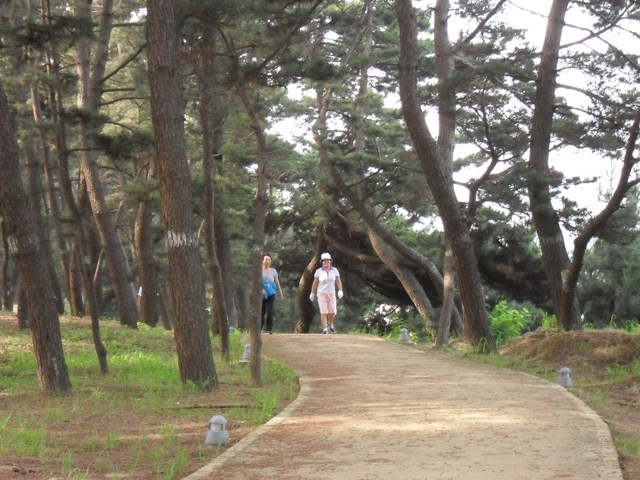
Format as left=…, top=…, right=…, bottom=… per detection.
left=502, top=328, right=640, bottom=370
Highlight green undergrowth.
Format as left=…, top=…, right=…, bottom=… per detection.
left=0, top=314, right=298, bottom=480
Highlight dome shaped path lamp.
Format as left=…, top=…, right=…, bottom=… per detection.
left=558, top=366, right=573, bottom=388
left=205, top=415, right=230, bottom=446
left=399, top=328, right=410, bottom=344
left=238, top=343, right=251, bottom=365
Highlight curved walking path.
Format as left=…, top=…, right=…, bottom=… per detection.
left=185, top=334, right=623, bottom=480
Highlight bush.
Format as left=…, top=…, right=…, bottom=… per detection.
left=489, top=300, right=530, bottom=347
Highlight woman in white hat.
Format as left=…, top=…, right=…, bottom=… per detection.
left=309, top=252, right=344, bottom=334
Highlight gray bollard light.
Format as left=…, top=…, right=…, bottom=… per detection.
left=238, top=343, right=251, bottom=364
left=558, top=366, right=573, bottom=387
left=205, top=415, right=230, bottom=446
left=399, top=328, right=410, bottom=344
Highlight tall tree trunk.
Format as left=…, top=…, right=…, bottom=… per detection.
left=40, top=0, right=83, bottom=316
left=23, top=141, right=65, bottom=314
left=75, top=205, right=109, bottom=375
left=215, top=217, right=240, bottom=328
left=147, top=0, right=218, bottom=390
left=235, top=284, right=250, bottom=331
left=561, top=109, right=640, bottom=328
left=134, top=161, right=160, bottom=327
left=16, top=281, right=29, bottom=329
left=0, top=81, right=72, bottom=396
left=527, top=0, right=640, bottom=330
left=310, top=32, right=460, bottom=323
left=526, top=0, right=580, bottom=330
left=234, top=65, right=267, bottom=387
left=305, top=9, right=454, bottom=331
left=1, top=220, right=17, bottom=311
left=75, top=0, right=138, bottom=328
left=436, top=244, right=457, bottom=347
left=433, top=0, right=463, bottom=343
left=369, top=230, right=436, bottom=329
left=354, top=0, right=434, bottom=331
left=198, top=23, right=230, bottom=359
left=396, top=0, right=495, bottom=351
left=69, top=240, right=86, bottom=316
left=296, top=235, right=327, bottom=333
left=40, top=18, right=86, bottom=318
left=29, top=84, right=70, bottom=314
left=158, top=283, right=174, bottom=330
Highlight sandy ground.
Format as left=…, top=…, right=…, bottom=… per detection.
left=184, top=334, right=623, bottom=480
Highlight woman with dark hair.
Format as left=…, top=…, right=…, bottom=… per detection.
left=261, top=253, right=284, bottom=334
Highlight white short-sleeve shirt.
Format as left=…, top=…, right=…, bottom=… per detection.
left=314, top=266, right=340, bottom=294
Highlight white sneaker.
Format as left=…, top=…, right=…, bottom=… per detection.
left=329, top=324, right=336, bottom=333
left=322, top=327, right=329, bottom=334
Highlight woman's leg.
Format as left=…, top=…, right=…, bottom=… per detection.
left=264, top=295, right=276, bottom=333
left=327, top=313, right=336, bottom=331
left=318, top=293, right=336, bottom=333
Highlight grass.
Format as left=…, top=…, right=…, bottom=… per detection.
left=0, top=313, right=298, bottom=480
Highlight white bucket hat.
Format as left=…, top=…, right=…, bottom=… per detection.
left=320, top=252, right=332, bottom=261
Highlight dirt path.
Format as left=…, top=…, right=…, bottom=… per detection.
left=185, top=334, right=623, bottom=480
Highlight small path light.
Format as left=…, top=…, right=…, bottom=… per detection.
left=399, top=328, right=410, bottom=344
left=205, top=415, right=230, bottom=446
left=239, top=343, right=251, bottom=365
left=558, top=366, right=573, bottom=388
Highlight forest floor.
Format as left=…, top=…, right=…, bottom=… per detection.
left=1, top=316, right=639, bottom=479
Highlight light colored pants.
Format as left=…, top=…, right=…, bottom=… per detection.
left=317, top=292, right=336, bottom=314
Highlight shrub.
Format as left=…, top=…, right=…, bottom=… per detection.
left=489, top=300, right=530, bottom=347
left=541, top=313, right=557, bottom=329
